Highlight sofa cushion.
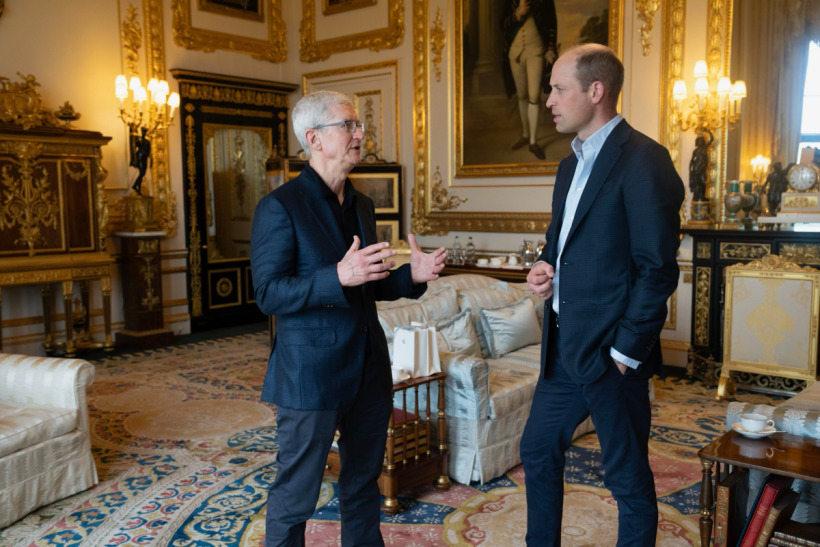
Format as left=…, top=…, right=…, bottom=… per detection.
left=456, top=287, right=517, bottom=357
left=479, top=297, right=542, bottom=358
left=437, top=309, right=481, bottom=357
left=419, top=285, right=460, bottom=324
left=0, top=402, right=77, bottom=458
left=506, top=281, right=546, bottom=329
left=377, top=300, right=427, bottom=344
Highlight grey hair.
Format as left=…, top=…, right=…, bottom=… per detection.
left=292, top=90, right=354, bottom=159
left=565, top=43, right=624, bottom=109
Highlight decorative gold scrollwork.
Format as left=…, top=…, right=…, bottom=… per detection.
left=635, top=0, right=660, bottom=56
left=430, top=8, right=446, bottom=82
left=0, top=142, right=59, bottom=254
left=429, top=166, right=466, bottom=212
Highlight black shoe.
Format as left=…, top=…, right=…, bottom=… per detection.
left=529, top=143, right=545, bottom=160
left=512, top=137, right=529, bottom=150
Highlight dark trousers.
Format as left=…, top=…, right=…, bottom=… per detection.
left=520, top=312, right=657, bottom=546
left=265, top=356, right=392, bottom=547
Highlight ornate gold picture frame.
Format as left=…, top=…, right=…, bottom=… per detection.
left=323, top=0, right=376, bottom=16
left=300, top=0, right=404, bottom=62
left=455, top=0, right=612, bottom=178
left=197, top=0, right=263, bottom=21
left=172, top=0, right=286, bottom=62
left=411, top=0, right=624, bottom=235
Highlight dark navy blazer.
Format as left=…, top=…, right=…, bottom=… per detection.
left=539, top=120, right=685, bottom=384
left=250, top=165, right=425, bottom=410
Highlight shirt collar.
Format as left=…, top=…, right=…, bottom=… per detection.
left=305, top=164, right=358, bottom=209
left=571, top=114, right=624, bottom=161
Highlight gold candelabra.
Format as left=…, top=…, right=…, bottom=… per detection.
left=114, top=75, right=179, bottom=138
left=114, top=75, right=179, bottom=197
left=673, top=60, right=746, bottom=225
left=672, top=60, right=746, bottom=134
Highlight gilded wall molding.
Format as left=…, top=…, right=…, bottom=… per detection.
left=184, top=111, right=202, bottom=317
left=171, top=0, right=286, bottom=62
left=636, top=0, right=660, bottom=56
left=300, top=0, right=404, bottom=63
left=117, top=1, right=178, bottom=237
left=430, top=7, right=446, bottom=83
left=429, top=166, right=466, bottom=212
left=661, top=0, right=685, bottom=169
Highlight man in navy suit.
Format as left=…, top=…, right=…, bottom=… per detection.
left=521, top=44, right=684, bottom=545
left=250, top=90, right=446, bottom=547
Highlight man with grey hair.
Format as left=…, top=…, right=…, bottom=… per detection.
left=250, top=90, right=447, bottom=546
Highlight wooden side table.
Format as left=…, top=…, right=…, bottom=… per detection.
left=697, top=429, right=820, bottom=547
left=325, top=371, right=450, bottom=514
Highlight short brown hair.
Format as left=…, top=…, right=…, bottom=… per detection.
left=567, top=43, right=624, bottom=108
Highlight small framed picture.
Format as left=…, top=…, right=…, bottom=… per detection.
left=322, top=0, right=377, bottom=16
left=349, top=172, right=399, bottom=214
left=376, top=220, right=399, bottom=246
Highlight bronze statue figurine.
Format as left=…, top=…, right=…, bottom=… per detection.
left=688, top=129, right=713, bottom=202
left=760, top=161, right=795, bottom=215
left=130, top=126, right=151, bottom=196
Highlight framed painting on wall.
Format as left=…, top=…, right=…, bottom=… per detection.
left=197, top=0, right=263, bottom=21
left=455, top=0, right=611, bottom=178
left=323, top=0, right=376, bottom=16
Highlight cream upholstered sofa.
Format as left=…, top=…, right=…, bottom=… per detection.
left=726, top=380, right=820, bottom=523
left=378, top=273, right=595, bottom=485
left=0, top=353, right=97, bottom=528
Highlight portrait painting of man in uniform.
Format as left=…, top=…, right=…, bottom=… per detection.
left=456, top=0, right=610, bottom=177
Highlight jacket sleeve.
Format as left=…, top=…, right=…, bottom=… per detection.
left=612, top=143, right=684, bottom=361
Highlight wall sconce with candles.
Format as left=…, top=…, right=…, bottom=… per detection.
left=114, top=75, right=179, bottom=197
left=672, top=60, right=746, bottom=225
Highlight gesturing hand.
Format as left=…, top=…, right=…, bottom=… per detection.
left=338, top=236, right=396, bottom=287
left=408, top=233, right=447, bottom=284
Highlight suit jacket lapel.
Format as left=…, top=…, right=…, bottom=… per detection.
left=565, top=120, right=630, bottom=243
left=300, top=167, right=348, bottom=257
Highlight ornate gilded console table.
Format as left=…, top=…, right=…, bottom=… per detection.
left=682, top=227, right=820, bottom=390
left=0, top=253, right=114, bottom=356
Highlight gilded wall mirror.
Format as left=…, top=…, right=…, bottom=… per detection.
left=202, top=126, right=271, bottom=260
left=664, top=0, right=820, bottom=224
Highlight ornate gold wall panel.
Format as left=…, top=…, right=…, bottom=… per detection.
left=118, top=1, right=178, bottom=237
left=300, top=0, right=404, bottom=62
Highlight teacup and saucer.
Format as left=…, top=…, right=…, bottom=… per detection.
left=731, top=412, right=777, bottom=439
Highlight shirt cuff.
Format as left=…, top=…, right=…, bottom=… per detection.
left=610, top=347, right=640, bottom=369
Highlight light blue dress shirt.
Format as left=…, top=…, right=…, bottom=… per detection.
left=551, top=114, right=639, bottom=369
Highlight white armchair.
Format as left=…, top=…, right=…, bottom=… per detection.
left=0, top=353, right=97, bottom=528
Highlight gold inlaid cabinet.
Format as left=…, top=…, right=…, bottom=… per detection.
left=0, top=123, right=113, bottom=356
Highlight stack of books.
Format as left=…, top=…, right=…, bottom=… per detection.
left=731, top=472, right=819, bottom=547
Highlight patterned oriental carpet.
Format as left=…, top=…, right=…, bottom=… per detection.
left=0, top=331, right=778, bottom=547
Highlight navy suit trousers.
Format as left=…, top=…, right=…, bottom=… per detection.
left=265, top=351, right=392, bottom=547
left=520, top=312, right=657, bottom=546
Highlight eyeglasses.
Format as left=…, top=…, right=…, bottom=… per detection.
left=314, top=120, right=365, bottom=133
